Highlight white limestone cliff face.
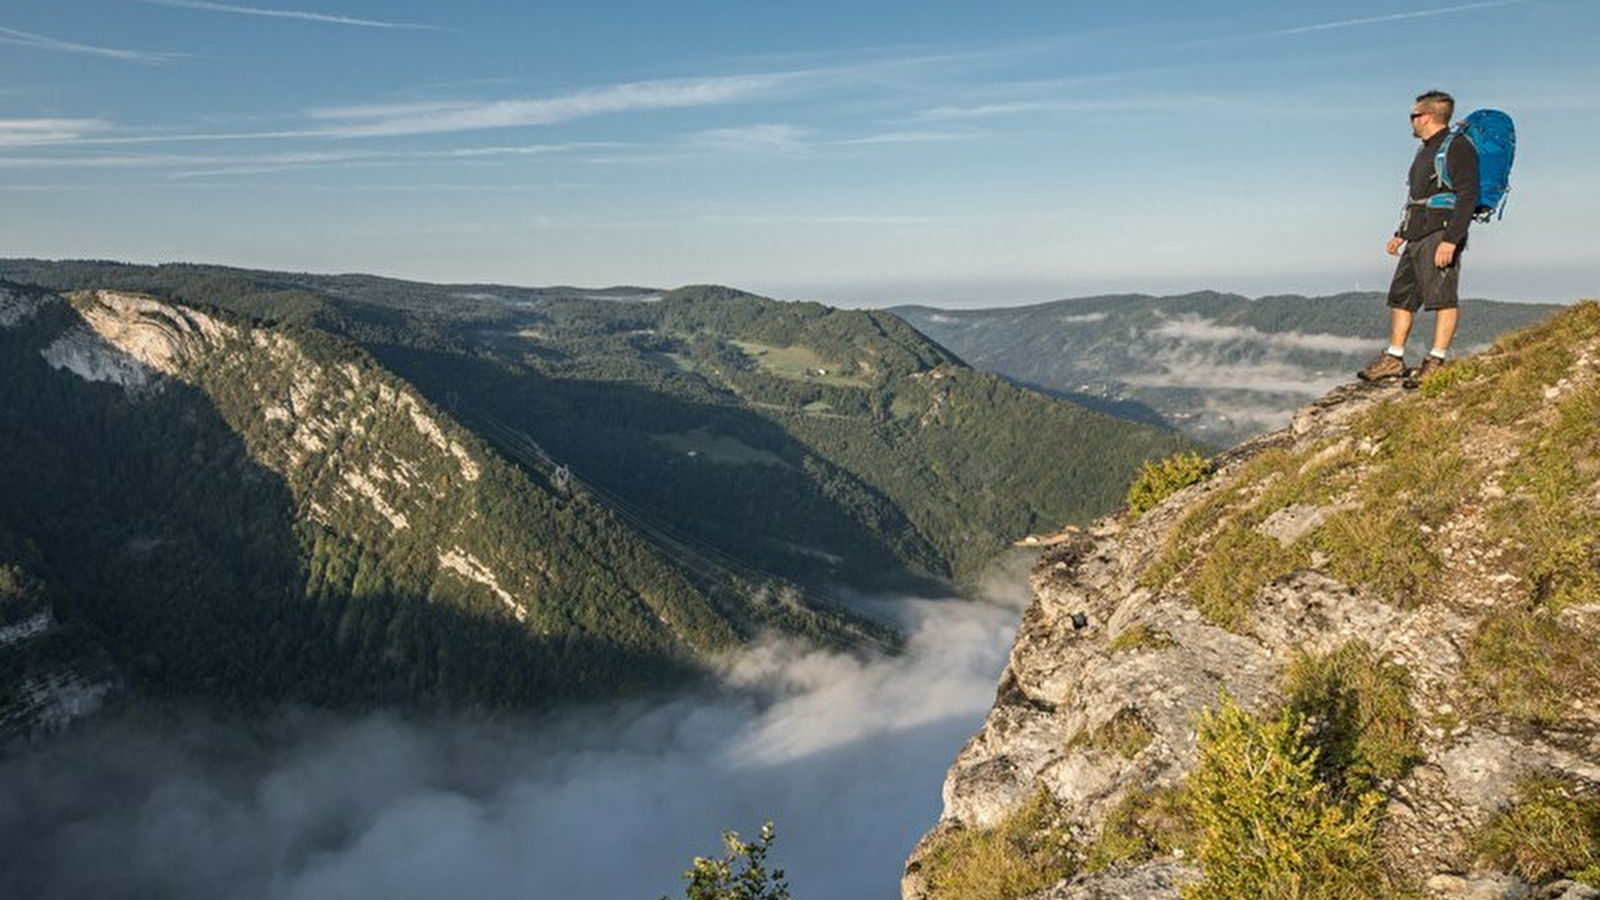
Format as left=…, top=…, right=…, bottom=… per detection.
left=41, top=326, right=156, bottom=391
left=904, top=370, right=1600, bottom=900
left=75, top=290, right=239, bottom=375
left=59, top=289, right=537, bottom=628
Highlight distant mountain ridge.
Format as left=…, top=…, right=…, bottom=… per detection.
left=893, top=291, right=1564, bottom=446
left=1, top=262, right=1202, bottom=734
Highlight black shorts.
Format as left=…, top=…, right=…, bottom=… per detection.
left=1387, top=230, right=1462, bottom=312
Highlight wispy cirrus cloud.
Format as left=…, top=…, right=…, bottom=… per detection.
left=917, top=93, right=1233, bottom=121
left=0, top=117, right=111, bottom=147
left=1209, top=0, right=1536, bottom=42
left=834, top=130, right=973, bottom=147
left=121, top=0, right=442, bottom=30
left=0, top=25, right=181, bottom=64
left=0, top=141, right=616, bottom=176
left=690, top=123, right=810, bottom=153
left=310, top=74, right=792, bottom=138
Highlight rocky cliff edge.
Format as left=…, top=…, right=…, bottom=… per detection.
left=905, top=301, right=1600, bottom=900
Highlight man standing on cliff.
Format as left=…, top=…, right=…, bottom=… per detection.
left=1358, top=89, right=1479, bottom=388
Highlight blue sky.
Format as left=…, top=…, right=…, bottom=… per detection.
left=2, top=0, right=1596, bottom=306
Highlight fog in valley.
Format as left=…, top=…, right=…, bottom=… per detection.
left=1, top=588, right=1026, bottom=900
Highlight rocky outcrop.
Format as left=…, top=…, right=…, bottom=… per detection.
left=906, top=303, right=1600, bottom=899
left=0, top=565, right=120, bottom=740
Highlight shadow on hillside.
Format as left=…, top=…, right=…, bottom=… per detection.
left=0, top=301, right=707, bottom=720
left=368, top=343, right=954, bottom=600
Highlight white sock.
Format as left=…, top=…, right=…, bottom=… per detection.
left=1386, top=346, right=1405, bottom=358
left=1429, top=348, right=1448, bottom=359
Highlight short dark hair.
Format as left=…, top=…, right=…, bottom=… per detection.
left=1414, top=89, right=1455, bottom=124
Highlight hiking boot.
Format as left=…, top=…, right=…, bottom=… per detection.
left=1357, top=352, right=1406, bottom=382
left=1403, top=354, right=1447, bottom=389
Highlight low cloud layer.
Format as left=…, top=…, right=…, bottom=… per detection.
left=1125, top=314, right=1359, bottom=396
left=1, top=593, right=1022, bottom=900
left=1146, top=315, right=1372, bottom=356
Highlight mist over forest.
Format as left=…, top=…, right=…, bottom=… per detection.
left=1, top=590, right=1023, bottom=900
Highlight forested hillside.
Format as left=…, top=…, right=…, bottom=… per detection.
left=3, top=261, right=1200, bottom=588
left=0, top=283, right=767, bottom=729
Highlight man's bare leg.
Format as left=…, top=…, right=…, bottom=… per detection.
left=1432, top=307, right=1458, bottom=355
left=1389, top=307, right=1414, bottom=351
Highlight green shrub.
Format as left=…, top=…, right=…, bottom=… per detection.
left=1127, top=452, right=1211, bottom=517
left=922, top=788, right=1078, bottom=900
left=1284, top=640, right=1421, bottom=791
left=1475, top=776, right=1600, bottom=885
left=1181, top=693, right=1397, bottom=900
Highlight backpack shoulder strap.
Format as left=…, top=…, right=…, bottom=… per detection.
left=1433, top=131, right=1457, bottom=191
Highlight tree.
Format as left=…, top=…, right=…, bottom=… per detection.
left=666, top=821, right=792, bottom=900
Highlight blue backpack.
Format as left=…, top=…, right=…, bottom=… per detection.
left=1427, top=108, right=1516, bottom=222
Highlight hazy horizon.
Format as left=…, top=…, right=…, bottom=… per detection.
left=3, top=1, right=1598, bottom=305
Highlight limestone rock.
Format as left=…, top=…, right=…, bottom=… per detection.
left=1027, top=860, right=1199, bottom=900
left=904, top=312, right=1600, bottom=899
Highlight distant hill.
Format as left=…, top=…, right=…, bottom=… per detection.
left=892, top=291, right=1564, bottom=446
left=2, top=261, right=1201, bottom=590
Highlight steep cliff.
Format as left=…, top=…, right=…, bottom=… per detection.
left=906, top=301, right=1600, bottom=900
left=0, top=285, right=756, bottom=734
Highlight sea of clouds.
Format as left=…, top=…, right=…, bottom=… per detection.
left=0, top=589, right=1024, bottom=900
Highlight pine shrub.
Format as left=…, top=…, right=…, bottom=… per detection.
left=1182, top=693, right=1394, bottom=900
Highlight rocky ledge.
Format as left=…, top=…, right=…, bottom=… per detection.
left=905, top=302, right=1600, bottom=900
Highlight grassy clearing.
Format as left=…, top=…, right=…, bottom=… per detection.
left=1084, top=785, right=1194, bottom=872
left=1487, top=375, right=1600, bottom=613
left=1108, top=622, right=1179, bottom=654
left=1463, top=608, right=1600, bottom=725
left=1142, top=443, right=1352, bottom=629
left=1313, top=404, right=1476, bottom=608
left=1475, top=776, right=1600, bottom=887
left=920, top=789, right=1078, bottom=900
left=730, top=340, right=869, bottom=388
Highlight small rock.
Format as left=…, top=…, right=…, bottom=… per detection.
left=1534, top=880, right=1600, bottom=900
left=1427, top=872, right=1531, bottom=899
